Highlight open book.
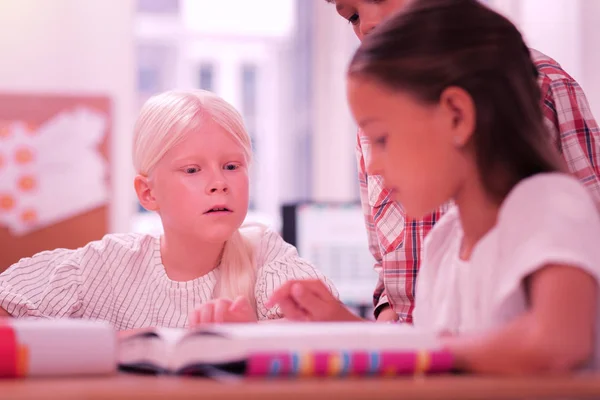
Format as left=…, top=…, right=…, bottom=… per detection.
left=118, top=322, right=453, bottom=378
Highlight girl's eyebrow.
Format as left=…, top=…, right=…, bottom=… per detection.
left=222, top=152, right=246, bottom=160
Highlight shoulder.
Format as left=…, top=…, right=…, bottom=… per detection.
left=250, top=228, right=338, bottom=320
left=250, top=225, right=297, bottom=267
left=530, top=48, right=576, bottom=84
left=1, top=233, right=154, bottom=283
left=499, top=173, right=596, bottom=224
left=530, top=48, right=595, bottom=121
left=6, top=233, right=147, bottom=266
left=3, top=247, right=81, bottom=276
left=86, top=232, right=157, bottom=255
left=84, top=233, right=159, bottom=276
left=497, top=173, right=600, bottom=273
left=42, top=233, right=154, bottom=270
left=249, top=224, right=333, bottom=285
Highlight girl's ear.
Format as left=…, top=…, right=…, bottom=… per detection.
left=134, top=175, right=158, bottom=211
left=439, top=86, right=476, bottom=147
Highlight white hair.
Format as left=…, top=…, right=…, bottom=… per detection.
left=133, top=89, right=251, bottom=175
left=132, top=89, right=264, bottom=314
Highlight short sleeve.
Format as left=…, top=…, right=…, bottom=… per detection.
left=254, top=229, right=338, bottom=320
left=495, top=173, right=600, bottom=303
left=0, top=248, right=84, bottom=318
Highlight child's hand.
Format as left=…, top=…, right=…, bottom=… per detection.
left=266, top=279, right=362, bottom=322
left=189, top=296, right=257, bottom=326
left=376, top=306, right=399, bottom=323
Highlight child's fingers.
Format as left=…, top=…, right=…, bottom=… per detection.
left=213, top=298, right=232, bottom=323
left=266, top=279, right=327, bottom=307
left=265, top=281, right=296, bottom=308
left=299, top=279, right=333, bottom=300
left=188, top=309, right=199, bottom=327
left=277, top=296, right=309, bottom=321
left=267, top=280, right=335, bottom=321
left=290, top=283, right=325, bottom=318
left=230, top=296, right=250, bottom=313
left=198, top=302, right=215, bottom=324
left=291, top=281, right=354, bottom=321
left=291, top=284, right=337, bottom=321
left=230, top=296, right=258, bottom=322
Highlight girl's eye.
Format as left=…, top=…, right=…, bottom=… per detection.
left=374, top=135, right=388, bottom=147
left=348, top=13, right=359, bottom=25
left=185, top=167, right=199, bottom=174
left=224, top=163, right=239, bottom=171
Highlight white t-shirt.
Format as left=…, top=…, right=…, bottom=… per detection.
left=0, top=228, right=337, bottom=330
left=414, top=173, right=600, bottom=369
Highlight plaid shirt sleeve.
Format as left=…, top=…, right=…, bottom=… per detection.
left=540, top=71, right=600, bottom=209
left=535, top=56, right=600, bottom=206
left=356, top=130, right=446, bottom=323
left=356, top=132, right=390, bottom=316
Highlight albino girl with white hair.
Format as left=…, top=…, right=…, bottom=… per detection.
left=0, top=89, right=336, bottom=330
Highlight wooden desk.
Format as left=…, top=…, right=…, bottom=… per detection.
left=2, top=374, right=600, bottom=400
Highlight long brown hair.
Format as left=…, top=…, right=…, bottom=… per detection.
left=348, top=0, right=563, bottom=201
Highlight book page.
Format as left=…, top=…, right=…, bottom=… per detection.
left=188, top=322, right=441, bottom=354
left=173, top=330, right=249, bottom=371
left=118, top=328, right=185, bottom=373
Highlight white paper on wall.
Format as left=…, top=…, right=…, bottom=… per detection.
left=0, top=107, right=109, bottom=236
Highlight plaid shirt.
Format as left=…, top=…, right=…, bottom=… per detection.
left=357, top=48, right=600, bottom=323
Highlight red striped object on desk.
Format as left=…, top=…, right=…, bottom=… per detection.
left=0, top=322, right=26, bottom=378
left=246, top=349, right=454, bottom=378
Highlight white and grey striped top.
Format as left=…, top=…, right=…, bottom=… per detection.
left=0, top=229, right=336, bottom=330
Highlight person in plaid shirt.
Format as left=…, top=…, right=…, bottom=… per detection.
left=268, top=0, right=600, bottom=324
left=343, top=0, right=600, bottom=324
left=343, top=0, right=600, bottom=323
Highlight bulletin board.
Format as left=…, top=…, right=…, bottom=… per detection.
left=0, top=94, right=111, bottom=271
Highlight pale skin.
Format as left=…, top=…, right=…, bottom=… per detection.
left=269, top=75, right=597, bottom=374
left=135, top=118, right=258, bottom=325
left=135, top=119, right=249, bottom=282
left=0, top=119, right=260, bottom=323
left=0, top=118, right=263, bottom=324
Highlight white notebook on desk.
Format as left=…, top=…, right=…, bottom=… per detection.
left=1, top=318, right=117, bottom=378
